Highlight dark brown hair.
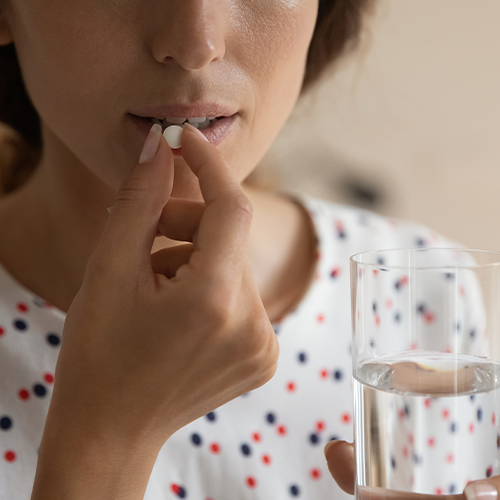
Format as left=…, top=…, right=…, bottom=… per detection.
left=0, top=0, right=375, bottom=194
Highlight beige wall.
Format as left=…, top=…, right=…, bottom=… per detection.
left=261, top=0, right=500, bottom=250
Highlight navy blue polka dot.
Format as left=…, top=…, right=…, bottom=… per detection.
left=329, top=436, right=340, bottom=441
left=412, top=453, right=421, bottom=465
left=394, top=312, right=401, bottom=322
left=444, top=272, right=455, bottom=280
left=417, top=303, right=426, bottom=314
left=241, top=444, right=251, bottom=456
left=13, top=319, right=28, bottom=331
left=372, top=302, right=377, bottom=312
left=0, top=416, right=12, bottom=430
left=404, top=404, right=410, bottom=417
left=469, top=329, right=477, bottom=339
left=395, top=281, right=401, bottom=291
left=46, top=333, right=61, bottom=346
left=449, top=485, right=456, bottom=494
left=273, top=325, right=281, bottom=335
left=377, top=257, right=385, bottom=265
left=369, top=340, right=376, bottom=349
left=477, top=408, right=483, bottom=422
left=206, top=412, right=216, bottom=422
left=415, top=237, right=426, bottom=247
left=455, top=322, right=461, bottom=332
left=470, top=395, right=476, bottom=402
left=191, top=433, right=202, bottom=446
left=298, top=352, right=307, bottom=363
left=290, top=484, right=300, bottom=496
left=338, top=231, right=345, bottom=239
left=390, top=456, right=396, bottom=469
left=266, top=412, right=276, bottom=424
left=33, top=384, right=47, bottom=397
left=175, top=486, right=186, bottom=498
left=450, top=422, right=457, bottom=433
left=309, top=433, right=319, bottom=445
left=486, top=466, right=493, bottom=478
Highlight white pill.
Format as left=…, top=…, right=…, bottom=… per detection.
left=163, top=125, right=183, bottom=149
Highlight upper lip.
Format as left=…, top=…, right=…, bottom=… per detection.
left=130, top=103, right=237, bottom=120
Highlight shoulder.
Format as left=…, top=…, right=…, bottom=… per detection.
left=288, top=192, right=461, bottom=254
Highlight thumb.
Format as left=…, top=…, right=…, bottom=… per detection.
left=95, top=123, right=174, bottom=272
left=324, top=439, right=355, bottom=495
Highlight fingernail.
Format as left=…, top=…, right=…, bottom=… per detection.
left=184, top=122, right=209, bottom=142
left=465, top=482, right=498, bottom=500
left=107, top=206, right=113, bottom=214
left=139, top=123, right=162, bottom=164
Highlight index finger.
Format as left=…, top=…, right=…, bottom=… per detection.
left=180, top=124, right=253, bottom=279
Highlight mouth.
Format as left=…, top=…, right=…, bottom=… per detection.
left=128, top=113, right=238, bottom=154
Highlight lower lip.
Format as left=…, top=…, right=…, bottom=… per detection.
left=128, top=114, right=237, bottom=155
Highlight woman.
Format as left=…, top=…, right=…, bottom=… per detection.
left=0, top=0, right=497, bottom=498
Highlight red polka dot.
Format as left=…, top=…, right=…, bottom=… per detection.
left=428, top=437, right=435, bottom=447
left=375, top=315, right=380, bottom=326
left=0, top=326, right=4, bottom=336
left=341, top=413, right=351, bottom=424
left=423, top=311, right=435, bottom=324
left=386, top=299, right=393, bottom=308
left=4, top=450, right=16, bottom=462
left=373, top=269, right=378, bottom=276
left=320, top=369, right=329, bottom=379
left=442, top=408, right=450, bottom=419
left=252, top=432, right=261, bottom=443
left=317, top=314, right=324, bottom=323
left=398, top=409, right=405, bottom=421
left=16, top=302, right=28, bottom=313
left=262, top=454, right=271, bottom=465
left=424, top=398, right=432, bottom=408
left=287, top=382, right=296, bottom=392
left=469, top=423, right=475, bottom=433
left=310, top=468, right=321, bottom=480
left=400, top=276, right=409, bottom=286
left=18, top=389, right=30, bottom=400
left=210, top=443, right=220, bottom=454
left=459, top=286, right=465, bottom=297
left=410, top=342, right=418, bottom=350
left=402, top=446, right=408, bottom=458
left=408, top=433, right=414, bottom=445
left=493, top=413, right=496, bottom=425
left=277, top=425, right=287, bottom=436
left=335, top=220, right=344, bottom=232
left=316, top=421, right=325, bottom=432
left=446, top=453, right=454, bottom=463
left=331, top=267, right=341, bottom=278
left=444, top=346, right=453, bottom=353
left=436, top=488, right=443, bottom=495
left=171, top=484, right=181, bottom=495
left=246, top=476, right=257, bottom=488
left=44, top=373, right=54, bottom=384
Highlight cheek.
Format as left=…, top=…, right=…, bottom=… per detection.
left=230, top=0, right=319, bottom=177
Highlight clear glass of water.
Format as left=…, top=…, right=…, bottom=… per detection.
left=350, top=248, right=500, bottom=497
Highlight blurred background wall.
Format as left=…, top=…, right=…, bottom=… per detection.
left=258, top=0, right=500, bottom=249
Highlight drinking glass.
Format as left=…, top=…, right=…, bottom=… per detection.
left=350, top=248, right=500, bottom=497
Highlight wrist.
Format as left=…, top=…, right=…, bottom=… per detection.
left=31, top=400, right=163, bottom=500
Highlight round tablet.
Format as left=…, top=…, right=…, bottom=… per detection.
left=163, top=125, right=183, bottom=149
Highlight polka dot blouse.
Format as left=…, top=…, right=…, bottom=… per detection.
left=0, top=194, right=492, bottom=499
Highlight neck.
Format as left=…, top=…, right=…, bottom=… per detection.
left=0, top=134, right=316, bottom=322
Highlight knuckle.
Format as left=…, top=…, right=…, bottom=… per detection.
left=229, top=193, right=253, bottom=223
left=113, top=176, right=151, bottom=216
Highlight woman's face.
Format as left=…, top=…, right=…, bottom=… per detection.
left=0, top=0, right=318, bottom=199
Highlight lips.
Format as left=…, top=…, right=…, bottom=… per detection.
left=128, top=112, right=238, bottom=152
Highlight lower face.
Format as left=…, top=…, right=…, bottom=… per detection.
left=5, top=0, right=319, bottom=200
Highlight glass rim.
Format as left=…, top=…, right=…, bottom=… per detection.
left=350, top=247, right=500, bottom=270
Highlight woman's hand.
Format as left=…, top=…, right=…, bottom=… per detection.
left=325, top=440, right=499, bottom=500
left=48, top=123, right=279, bottom=449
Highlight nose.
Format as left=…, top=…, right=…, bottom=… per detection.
left=151, top=0, right=226, bottom=71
